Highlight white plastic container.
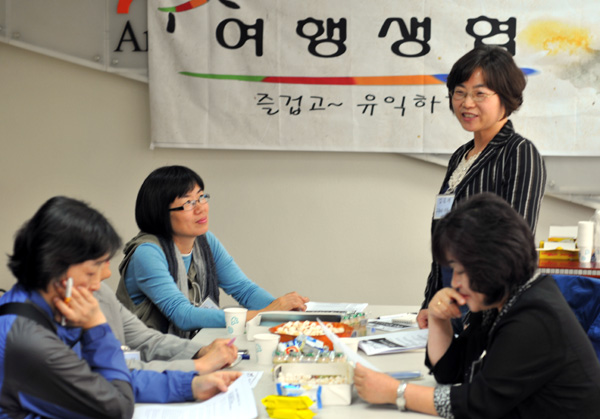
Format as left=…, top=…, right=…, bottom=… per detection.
left=592, top=210, right=600, bottom=262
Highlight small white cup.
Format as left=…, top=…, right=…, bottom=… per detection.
left=224, top=307, right=248, bottom=336
left=254, top=333, right=280, bottom=365
left=579, top=247, right=593, bottom=263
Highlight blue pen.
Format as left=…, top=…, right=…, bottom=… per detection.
left=387, top=371, right=423, bottom=380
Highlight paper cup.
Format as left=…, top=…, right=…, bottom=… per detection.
left=254, top=333, right=280, bottom=365
left=579, top=247, right=593, bottom=263
left=224, top=307, right=248, bottom=336
left=578, top=221, right=595, bottom=248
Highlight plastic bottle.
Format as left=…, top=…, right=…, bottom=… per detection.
left=593, top=209, right=600, bottom=262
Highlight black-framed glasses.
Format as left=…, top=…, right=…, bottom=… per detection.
left=451, top=89, right=497, bottom=102
left=169, top=194, right=211, bottom=211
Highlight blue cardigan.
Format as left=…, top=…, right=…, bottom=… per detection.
left=124, top=231, right=275, bottom=329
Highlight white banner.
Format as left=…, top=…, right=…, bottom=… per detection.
left=148, top=0, right=600, bottom=155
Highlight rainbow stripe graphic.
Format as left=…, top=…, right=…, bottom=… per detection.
left=179, top=68, right=537, bottom=86
left=158, top=0, right=208, bottom=13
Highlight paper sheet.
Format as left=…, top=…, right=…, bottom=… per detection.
left=133, top=374, right=257, bottom=419
left=358, top=329, right=429, bottom=356
left=242, top=371, right=263, bottom=388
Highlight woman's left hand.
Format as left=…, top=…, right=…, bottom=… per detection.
left=267, top=292, right=309, bottom=312
left=193, top=338, right=239, bottom=373
left=428, top=287, right=465, bottom=322
left=354, top=363, right=398, bottom=404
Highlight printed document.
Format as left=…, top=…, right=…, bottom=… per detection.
left=133, top=375, right=257, bottom=419
left=358, top=329, right=429, bottom=356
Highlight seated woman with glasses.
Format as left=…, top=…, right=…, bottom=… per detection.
left=355, top=193, right=600, bottom=418
left=417, top=45, right=546, bottom=330
left=116, top=165, right=309, bottom=336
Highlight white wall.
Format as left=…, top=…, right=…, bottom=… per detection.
left=0, top=43, right=594, bottom=306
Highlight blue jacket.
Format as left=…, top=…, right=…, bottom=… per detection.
left=0, top=284, right=198, bottom=418
left=0, top=284, right=134, bottom=418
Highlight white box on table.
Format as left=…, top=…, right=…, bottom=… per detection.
left=273, top=362, right=354, bottom=406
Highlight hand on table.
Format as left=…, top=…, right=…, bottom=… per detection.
left=191, top=371, right=242, bottom=401
left=354, top=363, right=398, bottom=405
left=267, top=292, right=309, bottom=312
left=194, top=338, right=239, bottom=373
left=247, top=292, right=310, bottom=321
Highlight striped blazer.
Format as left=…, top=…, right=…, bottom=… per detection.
left=422, top=120, right=546, bottom=308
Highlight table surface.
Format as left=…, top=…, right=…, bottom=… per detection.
left=193, top=305, right=434, bottom=419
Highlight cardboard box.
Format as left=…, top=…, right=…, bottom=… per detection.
left=547, top=226, right=577, bottom=242
left=537, top=241, right=579, bottom=261
left=273, top=362, right=353, bottom=406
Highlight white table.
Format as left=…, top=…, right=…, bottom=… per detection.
left=193, top=305, right=435, bottom=418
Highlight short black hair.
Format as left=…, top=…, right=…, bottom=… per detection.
left=8, top=196, right=121, bottom=291
left=135, top=165, right=204, bottom=239
left=447, top=45, right=526, bottom=119
left=431, top=193, right=537, bottom=305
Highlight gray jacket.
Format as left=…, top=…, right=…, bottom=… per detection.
left=96, top=283, right=203, bottom=372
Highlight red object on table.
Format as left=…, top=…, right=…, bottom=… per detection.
left=269, top=322, right=353, bottom=350
left=538, top=260, right=600, bottom=278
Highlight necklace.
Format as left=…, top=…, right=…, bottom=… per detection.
left=446, top=150, right=481, bottom=193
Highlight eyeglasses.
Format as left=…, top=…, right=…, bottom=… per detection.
left=451, top=89, right=497, bottom=103
left=169, top=194, right=210, bottom=211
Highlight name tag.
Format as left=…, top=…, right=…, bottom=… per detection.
left=200, top=296, right=220, bottom=310
left=434, top=194, right=455, bottom=219
left=123, top=351, right=141, bottom=361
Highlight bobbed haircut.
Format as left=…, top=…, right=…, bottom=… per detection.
left=446, top=45, right=526, bottom=119
left=8, top=196, right=122, bottom=291
left=431, top=193, right=537, bottom=306
left=135, top=165, right=204, bottom=238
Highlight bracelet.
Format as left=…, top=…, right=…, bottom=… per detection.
left=396, top=381, right=408, bottom=411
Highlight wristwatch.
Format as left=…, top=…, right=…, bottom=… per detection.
left=396, top=381, right=408, bottom=411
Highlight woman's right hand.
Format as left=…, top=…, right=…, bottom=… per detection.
left=54, top=283, right=106, bottom=330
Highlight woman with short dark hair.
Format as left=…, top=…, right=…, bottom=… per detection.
left=417, top=45, right=546, bottom=329
left=2, top=196, right=134, bottom=418
left=117, top=165, right=309, bottom=335
left=355, top=193, right=600, bottom=418
left=1, top=197, right=242, bottom=417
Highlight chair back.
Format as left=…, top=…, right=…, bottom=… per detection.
left=554, top=274, right=600, bottom=359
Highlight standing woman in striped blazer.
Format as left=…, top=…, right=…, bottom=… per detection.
left=416, top=45, right=546, bottom=329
